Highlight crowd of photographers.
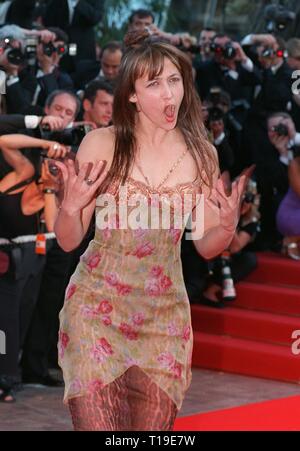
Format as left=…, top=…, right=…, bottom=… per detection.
left=0, top=0, right=300, bottom=402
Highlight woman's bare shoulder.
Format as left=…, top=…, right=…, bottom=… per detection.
left=76, top=126, right=115, bottom=164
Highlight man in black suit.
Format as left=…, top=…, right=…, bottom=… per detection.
left=43, top=0, right=104, bottom=65
left=195, top=33, right=261, bottom=104
left=0, top=27, right=74, bottom=115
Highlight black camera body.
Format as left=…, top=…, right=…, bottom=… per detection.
left=42, top=42, right=77, bottom=58
left=264, top=4, right=296, bottom=33
left=244, top=192, right=255, bottom=204
left=271, top=123, right=289, bottom=137
left=261, top=47, right=288, bottom=59
left=3, top=35, right=38, bottom=66
left=211, top=42, right=237, bottom=60
left=3, top=36, right=77, bottom=67
left=40, top=124, right=93, bottom=147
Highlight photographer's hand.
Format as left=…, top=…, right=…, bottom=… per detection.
left=233, top=42, right=248, bottom=64
left=43, top=141, right=69, bottom=159
left=40, top=116, right=65, bottom=131
left=54, top=159, right=108, bottom=216
left=35, top=29, right=56, bottom=44
left=271, top=134, right=289, bottom=157
left=251, top=34, right=277, bottom=49
left=281, top=117, right=296, bottom=141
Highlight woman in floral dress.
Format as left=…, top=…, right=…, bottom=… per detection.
left=54, top=30, right=246, bottom=431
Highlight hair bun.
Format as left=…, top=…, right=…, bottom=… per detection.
left=123, top=29, right=152, bottom=48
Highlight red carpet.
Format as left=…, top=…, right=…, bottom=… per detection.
left=191, top=252, right=300, bottom=383
left=174, top=395, right=300, bottom=431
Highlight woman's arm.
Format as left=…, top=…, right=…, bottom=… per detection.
left=54, top=128, right=113, bottom=252
left=0, top=134, right=65, bottom=153
left=0, top=134, right=68, bottom=192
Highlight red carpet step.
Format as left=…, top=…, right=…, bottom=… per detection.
left=191, top=252, right=300, bottom=406
left=174, top=395, right=300, bottom=431
left=191, top=305, right=300, bottom=346
left=192, top=331, right=300, bottom=383
left=246, top=252, right=300, bottom=287
left=234, top=282, right=300, bottom=316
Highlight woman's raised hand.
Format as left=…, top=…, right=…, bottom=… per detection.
left=54, top=159, right=108, bottom=215
left=211, top=175, right=247, bottom=234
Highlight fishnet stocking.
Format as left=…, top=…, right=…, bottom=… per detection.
left=68, top=366, right=178, bottom=431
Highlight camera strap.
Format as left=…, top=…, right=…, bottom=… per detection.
left=0, top=176, right=35, bottom=195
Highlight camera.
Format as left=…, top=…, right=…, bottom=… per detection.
left=2, top=35, right=38, bottom=66
left=177, top=43, right=201, bottom=55
left=2, top=38, right=25, bottom=66
left=40, top=124, right=93, bottom=147
left=211, top=42, right=237, bottom=60
left=244, top=192, right=255, bottom=204
left=264, top=4, right=296, bottom=33
left=271, top=123, right=289, bottom=137
left=261, top=47, right=288, bottom=59
left=2, top=36, right=77, bottom=67
left=42, top=42, right=77, bottom=57
left=243, top=179, right=259, bottom=205
left=208, top=106, right=224, bottom=123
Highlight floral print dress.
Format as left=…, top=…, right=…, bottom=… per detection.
left=58, top=170, right=202, bottom=410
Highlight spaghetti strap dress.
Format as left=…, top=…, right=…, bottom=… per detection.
left=58, top=149, right=202, bottom=410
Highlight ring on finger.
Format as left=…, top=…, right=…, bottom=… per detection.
left=85, top=178, right=95, bottom=186
left=53, top=144, right=60, bottom=151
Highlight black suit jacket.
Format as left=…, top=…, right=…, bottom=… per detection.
left=252, top=62, right=294, bottom=116
left=195, top=60, right=262, bottom=102
left=44, top=0, right=104, bottom=61
left=0, top=113, right=26, bottom=134
left=5, top=67, right=74, bottom=115
left=5, top=0, right=36, bottom=28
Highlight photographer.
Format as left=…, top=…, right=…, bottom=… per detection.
left=182, top=176, right=259, bottom=308
left=0, top=133, right=68, bottom=403
left=199, top=179, right=260, bottom=308
left=20, top=88, right=92, bottom=388
left=197, top=28, right=216, bottom=64
left=253, top=112, right=297, bottom=249
left=43, top=89, right=80, bottom=130
left=43, top=0, right=105, bottom=72
left=206, top=105, right=235, bottom=179
left=30, top=26, right=74, bottom=109
left=0, top=113, right=65, bottom=134
left=286, top=38, right=300, bottom=132
left=0, top=25, right=74, bottom=114
left=195, top=33, right=262, bottom=105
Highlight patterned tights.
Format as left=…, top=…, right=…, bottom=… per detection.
left=68, top=366, right=178, bottom=431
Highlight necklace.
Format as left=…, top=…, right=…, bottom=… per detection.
left=135, top=147, right=189, bottom=191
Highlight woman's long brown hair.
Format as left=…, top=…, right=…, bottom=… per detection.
left=99, top=31, right=217, bottom=193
